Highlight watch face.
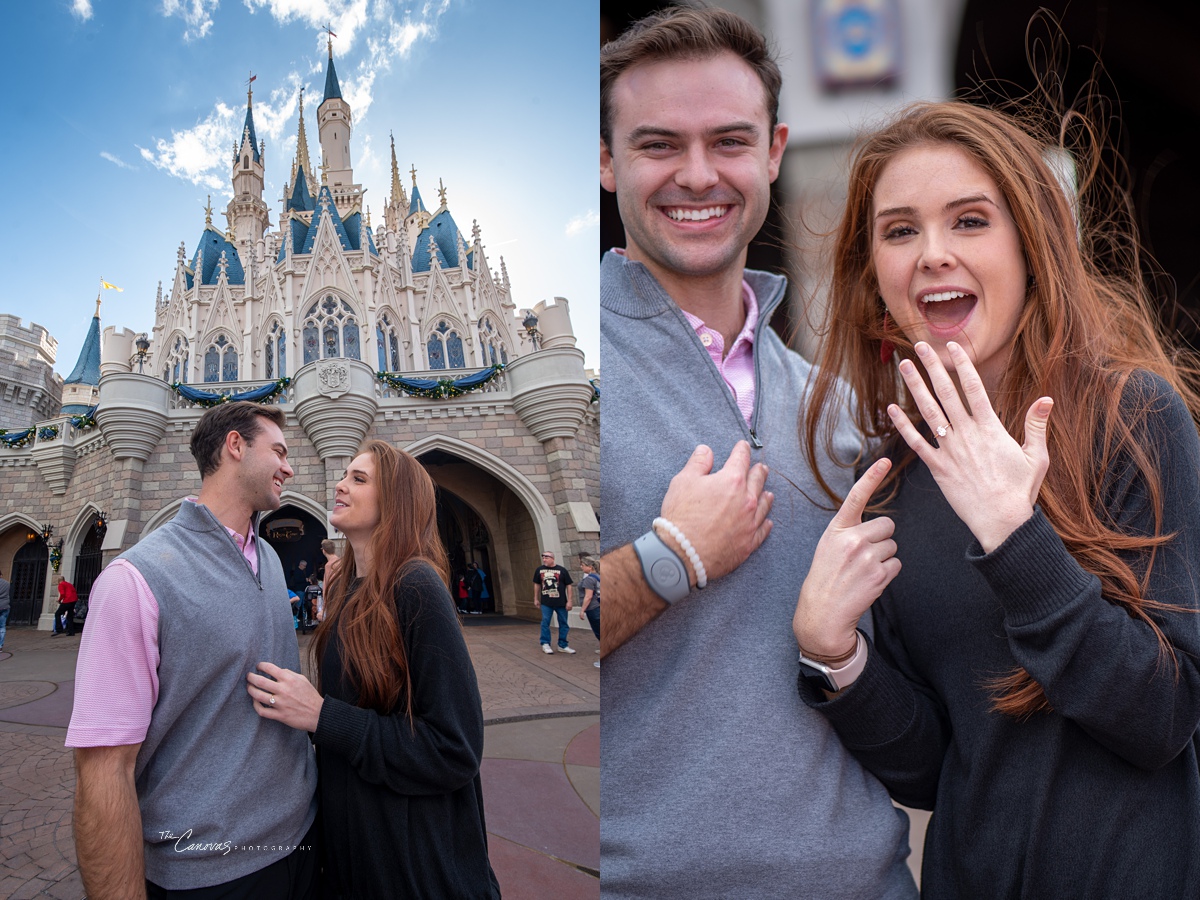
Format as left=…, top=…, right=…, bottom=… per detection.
left=798, top=662, right=837, bottom=694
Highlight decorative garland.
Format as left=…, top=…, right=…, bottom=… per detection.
left=170, top=377, right=291, bottom=408
left=376, top=364, right=504, bottom=399
left=49, top=540, right=63, bottom=572
left=590, top=379, right=599, bottom=402
left=71, top=405, right=98, bottom=431
left=0, top=428, right=34, bottom=449
left=38, top=425, right=60, bottom=441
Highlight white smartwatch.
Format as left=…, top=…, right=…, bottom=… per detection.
left=798, top=631, right=868, bottom=693
left=633, top=531, right=690, bottom=605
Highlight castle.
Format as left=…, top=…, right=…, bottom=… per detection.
left=0, top=46, right=599, bottom=630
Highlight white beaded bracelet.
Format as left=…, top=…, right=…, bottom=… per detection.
left=653, top=516, right=708, bottom=589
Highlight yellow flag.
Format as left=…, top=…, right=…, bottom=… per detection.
left=100, top=279, right=123, bottom=292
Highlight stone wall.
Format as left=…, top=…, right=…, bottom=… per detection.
left=0, top=315, right=62, bottom=430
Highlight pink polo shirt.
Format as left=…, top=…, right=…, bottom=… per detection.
left=66, top=500, right=261, bottom=748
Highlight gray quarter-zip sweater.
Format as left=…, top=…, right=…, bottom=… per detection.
left=123, top=500, right=317, bottom=889
left=600, top=250, right=916, bottom=899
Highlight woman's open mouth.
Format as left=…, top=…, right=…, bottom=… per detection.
left=920, top=290, right=976, bottom=331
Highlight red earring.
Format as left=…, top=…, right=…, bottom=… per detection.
left=880, top=311, right=895, bottom=364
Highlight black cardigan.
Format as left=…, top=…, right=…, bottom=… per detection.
left=314, top=562, right=501, bottom=899
left=802, top=372, right=1200, bottom=898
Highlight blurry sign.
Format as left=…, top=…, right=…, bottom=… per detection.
left=812, top=0, right=901, bottom=90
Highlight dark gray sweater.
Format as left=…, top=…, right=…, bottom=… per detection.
left=601, top=251, right=917, bottom=899
left=803, top=372, right=1200, bottom=898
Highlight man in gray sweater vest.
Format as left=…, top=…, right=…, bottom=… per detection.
left=68, top=402, right=318, bottom=899
left=600, top=8, right=917, bottom=897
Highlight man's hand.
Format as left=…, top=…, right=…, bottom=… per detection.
left=75, top=744, right=146, bottom=900
left=658, top=442, right=773, bottom=584
left=601, top=442, right=773, bottom=656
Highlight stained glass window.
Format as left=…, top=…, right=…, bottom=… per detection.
left=265, top=339, right=274, bottom=379
left=277, top=335, right=286, bottom=378
left=303, top=323, right=319, bottom=364
left=389, top=332, right=400, bottom=370
left=204, top=347, right=220, bottom=382
left=376, top=325, right=387, bottom=371
left=427, top=333, right=445, bottom=369
left=344, top=322, right=360, bottom=360
left=223, top=347, right=239, bottom=382
left=447, top=332, right=465, bottom=368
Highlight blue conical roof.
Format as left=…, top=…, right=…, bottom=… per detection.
left=65, top=313, right=101, bottom=386
left=237, top=99, right=261, bottom=164
left=323, top=55, right=342, bottom=102
left=409, top=183, right=426, bottom=215
left=287, top=165, right=315, bottom=212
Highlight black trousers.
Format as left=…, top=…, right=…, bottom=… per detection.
left=53, top=602, right=76, bottom=635
left=146, top=820, right=319, bottom=900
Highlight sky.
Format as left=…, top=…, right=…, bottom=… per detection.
left=6, top=0, right=599, bottom=377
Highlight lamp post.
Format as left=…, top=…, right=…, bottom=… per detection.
left=522, top=311, right=541, bottom=352
left=134, top=333, right=151, bottom=374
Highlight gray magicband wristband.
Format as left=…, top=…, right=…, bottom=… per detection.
left=633, top=530, right=690, bottom=605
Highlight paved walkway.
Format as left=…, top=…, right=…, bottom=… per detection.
left=0, top=616, right=599, bottom=899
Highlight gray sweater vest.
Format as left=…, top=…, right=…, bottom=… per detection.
left=600, top=251, right=917, bottom=898
left=123, top=501, right=317, bottom=890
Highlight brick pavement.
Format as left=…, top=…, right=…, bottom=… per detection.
left=0, top=617, right=599, bottom=899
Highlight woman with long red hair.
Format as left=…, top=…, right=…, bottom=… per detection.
left=247, top=440, right=500, bottom=898
left=792, top=98, right=1200, bottom=896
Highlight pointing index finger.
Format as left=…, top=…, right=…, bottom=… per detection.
left=832, top=458, right=892, bottom=528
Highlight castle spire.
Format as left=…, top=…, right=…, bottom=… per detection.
left=294, top=86, right=315, bottom=188
left=389, top=133, right=408, bottom=207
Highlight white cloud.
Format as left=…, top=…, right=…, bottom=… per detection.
left=71, top=0, right=94, bottom=21
left=100, top=151, right=136, bottom=170
left=243, top=0, right=370, bottom=54
left=565, top=210, right=599, bottom=237
left=162, top=0, right=219, bottom=41
left=138, top=102, right=237, bottom=190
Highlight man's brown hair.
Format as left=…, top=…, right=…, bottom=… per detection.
left=189, top=401, right=286, bottom=479
left=600, top=5, right=781, bottom=149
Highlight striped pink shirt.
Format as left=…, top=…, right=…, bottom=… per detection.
left=66, top=501, right=261, bottom=748
left=681, top=281, right=759, bottom=426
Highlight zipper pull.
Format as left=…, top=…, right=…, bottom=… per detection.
left=749, top=430, right=763, bottom=449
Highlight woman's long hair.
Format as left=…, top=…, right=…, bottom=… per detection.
left=314, top=440, right=451, bottom=718
left=804, top=99, right=1200, bottom=718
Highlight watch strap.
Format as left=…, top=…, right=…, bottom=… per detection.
left=633, top=530, right=690, bottom=605
left=799, top=630, right=867, bottom=692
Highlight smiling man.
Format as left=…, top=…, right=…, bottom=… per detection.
left=599, top=7, right=917, bottom=898
left=67, top=402, right=318, bottom=900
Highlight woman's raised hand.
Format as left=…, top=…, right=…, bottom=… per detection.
left=793, top=458, right=899, bottom=660
left=887, top=341, right=1052, bottom=553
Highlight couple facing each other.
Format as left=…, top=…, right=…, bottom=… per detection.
left=69, top=401, right=499, bottom=899
left=601, top=6, right=1200, bottom=899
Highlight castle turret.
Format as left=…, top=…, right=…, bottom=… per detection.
left=317, top=38, right=361, bottom=205
left=228, top=78, right=270, bottom=246
left=60, top=299, right=102, bottom=414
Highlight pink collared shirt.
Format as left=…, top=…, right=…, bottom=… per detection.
left=681, top=282, right=759, bottom=426
left=612, top=248, right=759, bottom=425
left=66, top=500, right=260, bottom=748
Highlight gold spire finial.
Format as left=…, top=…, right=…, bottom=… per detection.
left=410, top=164, right=417, bottom=186
left=204, top=196, right=213, bottom=227
left=438, top=178, right=447, bottom=207
left=324, top=22, right=336, bottom=59
left=247, top=71, right=256, bottom=104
